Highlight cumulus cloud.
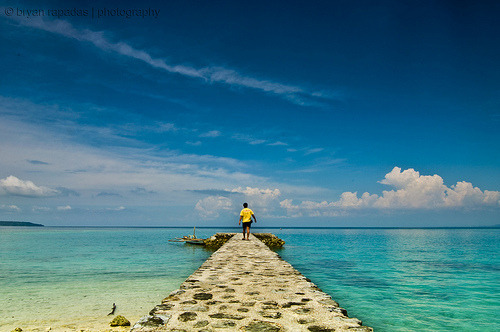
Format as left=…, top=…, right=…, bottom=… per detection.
left=0, top=175, right=59, bottom=197
left=230, top=187, right=281, bottom=213
left=195, top=186, right=281, bottom=219
left=195, top=196, right=233, bottom=219
left=281, top=167, right=500, bottom=217
left=373, top=167, right=500, bottom=208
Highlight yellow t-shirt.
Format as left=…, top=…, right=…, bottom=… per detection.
left=240, top=208, right=254, bottom=223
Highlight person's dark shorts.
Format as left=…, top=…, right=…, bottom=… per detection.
left=242, top=222, right=252, bottom=229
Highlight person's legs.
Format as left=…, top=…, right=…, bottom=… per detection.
left=242, top=225, right=245, bottom=240
left=246, top=226, right=250, bottom=239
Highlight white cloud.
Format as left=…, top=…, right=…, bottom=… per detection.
left=199, top=130, right=221, bottom=138
left=231, top=187, right=281, bottom=201
left=195, top=196, right=232, bottom=219
left=249, top=139, right=267, bottom=145
left=195, top=186, right=281, bottom=219
left=373, top=167, right=500, bottom=209
left=106, top=206, right=126, bottom=211
left=281, top=167, right=500, bottom=217
left=0, top=204, right=21, bottom=212
left=304, top=148, right=324, bottom=155
left=0, top=175, right=59, bottom=197
left=57, top=205, right=72, bottom=211
left=268, top=141, right=288, bottom=146
left=230, top=186, right=281, bottom=213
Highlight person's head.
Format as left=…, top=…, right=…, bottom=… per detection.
left=243, top=203, right=248, bottom=208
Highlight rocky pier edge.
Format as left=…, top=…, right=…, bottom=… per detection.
left=203, top=232, right=285, bottom=250
left=131, top=233, right=372, bottom=331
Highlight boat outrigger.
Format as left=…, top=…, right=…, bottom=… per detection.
left=168, top=227, right=205, bottom=245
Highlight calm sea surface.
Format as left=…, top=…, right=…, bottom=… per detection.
left=0, top=227, right=498, bottom=331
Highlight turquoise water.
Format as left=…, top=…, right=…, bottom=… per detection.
left=1, top=227, right=498, bottom=331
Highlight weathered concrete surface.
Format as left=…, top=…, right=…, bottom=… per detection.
left=132, top=234, right=372, bottom=331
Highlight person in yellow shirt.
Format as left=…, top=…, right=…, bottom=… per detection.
left=239, top=202, right=256, bottom=240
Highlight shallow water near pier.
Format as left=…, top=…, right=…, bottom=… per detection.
left=0, top=227, right=498, bottom=331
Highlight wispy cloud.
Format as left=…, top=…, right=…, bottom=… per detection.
left=11, top=17, right=337, bottom=106
left=268, top=141, right=288, bottom=146
left=199, top=130, right=221, bottom=138
left=304, top=148, right=324, bottom=155
left=96, top=192, right=122, bottom=197
left=27, top=159, right=50, bottom=165
left=107, top=206, right=126, bottom=211
left=0, top=204, right=21, bottom=212
left=232, top=134, right=267, bottom=145
left=130, top=187, right=157, bottom=195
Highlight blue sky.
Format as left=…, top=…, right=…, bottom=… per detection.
left=1, top=0, right=499, bottom=226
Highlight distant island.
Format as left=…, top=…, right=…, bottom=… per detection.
left=0, top=221, right=44, bottom=227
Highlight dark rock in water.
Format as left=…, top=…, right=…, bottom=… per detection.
left=110, top=315, right=130, bottom=326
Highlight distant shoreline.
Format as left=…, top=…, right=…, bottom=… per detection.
left=10, top=225, right=499, bottom=229
left=0, top=221, right=44, bottom=227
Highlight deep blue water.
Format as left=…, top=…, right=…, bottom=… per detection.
left=0, top=227, right=498, bottom=331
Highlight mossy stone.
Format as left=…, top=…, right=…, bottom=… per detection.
left=109, top=315, right=131, bottom=326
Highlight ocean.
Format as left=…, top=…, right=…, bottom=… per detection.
left=0, top=227, right=498, bottom=331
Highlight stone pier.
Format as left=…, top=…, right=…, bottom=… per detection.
left=131, top=233, right=372, bottom=331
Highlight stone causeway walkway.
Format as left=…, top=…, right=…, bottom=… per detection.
left=131, top=233, right=372, bottom=331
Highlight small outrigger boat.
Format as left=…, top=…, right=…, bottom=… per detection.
left=168, top=227, right=205, bottom=245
